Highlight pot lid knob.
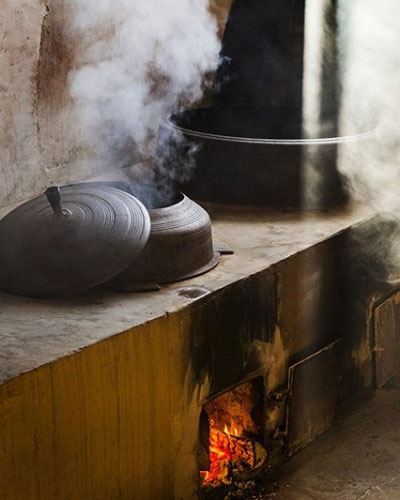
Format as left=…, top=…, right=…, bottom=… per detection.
left=45, top=186, right=70, bottom=217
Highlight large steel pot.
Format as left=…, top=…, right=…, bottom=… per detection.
left=156, top=106, right=373, bottom=210
left=107, top=191, right=220, bottom=290
left=72, top=182, right=220, bottom=289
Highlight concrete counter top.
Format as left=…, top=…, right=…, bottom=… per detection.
left=0, top=202, right=371, bottom=384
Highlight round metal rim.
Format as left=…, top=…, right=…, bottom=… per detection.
left=166, top=116, right=376, bottom=146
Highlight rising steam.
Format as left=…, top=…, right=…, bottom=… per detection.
left=65, top=0, right=400, bottom=278
left=67, top=0, right=220, bottom=182
left=338, top=0, right=400, bottom=207
left=336, top=0, right=400, bottom=280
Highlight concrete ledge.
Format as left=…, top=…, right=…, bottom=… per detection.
left=0, top=203, right=372, bottom=385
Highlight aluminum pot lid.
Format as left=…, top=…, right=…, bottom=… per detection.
left=0, top=184, right=151, bottom=298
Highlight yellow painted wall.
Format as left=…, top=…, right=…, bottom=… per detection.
left=0, top=239, right=347, bottom=499
left=0, top=313, right=210, bottom=500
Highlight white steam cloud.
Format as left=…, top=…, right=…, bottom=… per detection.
left=67, top=0, right=220, bottom=179
left=64, top=0, right=400, bottom=279
left=338, top=0, right=400, bottom=206
left=336, top=0, right=400, bottom=280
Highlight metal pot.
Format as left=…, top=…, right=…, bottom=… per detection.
left=107, top=191, right=220, bottom=290
left=156, top=106, right=374, bottom=210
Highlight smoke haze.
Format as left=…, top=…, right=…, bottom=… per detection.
left=338, top=0, right=400, bottom=207
left=335, top=0, right=400, bottom=280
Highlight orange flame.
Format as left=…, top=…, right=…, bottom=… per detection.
left=200, top=421, right=257, bottom=487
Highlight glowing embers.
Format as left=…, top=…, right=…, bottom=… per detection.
left=200, top=379, right=267, bottom=488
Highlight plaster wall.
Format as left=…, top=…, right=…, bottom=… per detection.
left=0, top=0, right=47, bottom=206
left=0, top=0, right=103, bottom=208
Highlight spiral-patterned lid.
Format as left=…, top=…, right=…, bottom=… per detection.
left=0, top=185, right=150, bottom=298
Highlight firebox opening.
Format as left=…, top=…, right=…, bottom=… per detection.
left=199, top=377, right=267, bottom=492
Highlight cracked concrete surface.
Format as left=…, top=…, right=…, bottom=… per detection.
left=274, top=382, right=400, bottom=499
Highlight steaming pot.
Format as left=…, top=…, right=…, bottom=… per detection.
left=64, top=181, right=220, bottom=290
left=157, top=106, right=374, bottom=210
left=107, top=191, right=220, bottom=290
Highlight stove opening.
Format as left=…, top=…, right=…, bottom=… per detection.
left=199, top=378, right=267, bottom=491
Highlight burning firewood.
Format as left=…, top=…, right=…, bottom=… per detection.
left=201, top=428, right=267, bottom=487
